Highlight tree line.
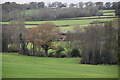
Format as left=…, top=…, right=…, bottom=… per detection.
left=2, top=19, right=119, bottom=65
left=71, top=20, right=118, bottom=65
left=2, top=6, right=102, bottom=21
left=2, top=1, right=120, bottom=22
left=2, top=1, right=119, bottom=10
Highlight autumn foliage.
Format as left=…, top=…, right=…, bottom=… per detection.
left=26, top=22, right=60, bottom=56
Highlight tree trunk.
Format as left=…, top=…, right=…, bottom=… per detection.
left=45, top=50, right=48, bottom=57
left=2, top=40, right=8, bottom=52
left=32, top=42, right=36, bottom=55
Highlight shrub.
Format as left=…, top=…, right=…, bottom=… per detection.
left=70, top=49, right=80, bottom=57
left=8, top=44, right=19, bottom=52
left=55, top=47, right=65, bottom=57
left=48, top=49, right=56, bottom=57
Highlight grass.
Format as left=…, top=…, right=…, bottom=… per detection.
left=59, top=26, right=74, bottom=31
left=65, top=16, right=115, bottom=20
left=101, top=10, right=115, bottom=13
left=103, top=12, right=115, bottom=16
left=24, top=18, right=115, bottom=30
left=25, top=25, right=88, bottom=31
left=1, top=16, right=116, bottom=31
left=2, top=53, right=118, bottom=78
left=1, top=18, right=115, bottom=25
left=101, top=10, right=115, bottom=16
left=24, top=18, right=114, bottom=31
left=25, top=25, right=37, bottom=28
left=25, top=18, right=115, bottom=25
left=59, top=25, right=88, bottom=31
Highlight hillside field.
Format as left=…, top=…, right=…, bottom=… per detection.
left=2, top=53, right=118, bottom=78
left=101, top=10, right=115, bottom=13
left=25, top=18, right=115, bottom=25
left=25, top=18, right=116, bottom=31
left=1, top=18, right=115, bottom=31
left=1, top=18, right=115, bottom=25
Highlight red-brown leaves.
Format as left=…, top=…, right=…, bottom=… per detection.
left=26, top=22, right=59, bottom=45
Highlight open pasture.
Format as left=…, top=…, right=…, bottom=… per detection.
left=101, top=10, right=115, bottom=13
left=25, top=18, right=115, bottom=25
left=25, top=18, right=115, bottom=31
left=103, top=12, right=115, bottom=16
left=2, top=53, right=118, bottom=78
left=1, top=18, right=115, bottom=25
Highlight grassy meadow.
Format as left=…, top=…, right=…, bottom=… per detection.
left=1, top=17, right=116, bottom=31
left=2, top=53, right=118, bottom=78
left=101, top=10, right=115, bottom=13
left=1, top=9, right=119, bottom=78
left=1, top=9, right=116, bottom=31
left=1, top=17, right=115, bottom=31
left=103, top=12, right=115, bottom=16
left=25, top=18, right=115, bottom=31
left=25, top=18, right=115, bottom=25
left=1, top=18, right=115, bottom=25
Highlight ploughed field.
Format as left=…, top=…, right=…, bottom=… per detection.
left=1, top=53, right=118, bottom=78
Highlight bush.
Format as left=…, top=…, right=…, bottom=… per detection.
left=70, top=49, right=80, bottom=57
left=55, top=47, right=65, bottom=57
left=8, top=44, right=19, bottom=52
left=48, top=49, right=56, bottom=57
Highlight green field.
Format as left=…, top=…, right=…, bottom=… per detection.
left=25, top=25, right=37, bottom=28
left=25, top=18, right=115, bottom=25
left=1, top=15, right=116, bottom=31
left=64, top=16, right=115, bottom=20
left=26, top=25, right=88, bottom=31
left=1, top=18, right=115, bottom=25
left=2, top=53, right=118, bottom=78
left=101, top=10, right=115, bottom=13
left=1, top=18, right=115, bottom=31
left=103, top=12, right=115, bottom=16
left=25, top=18, right=115, bottom=31
left=101, top=10, right=115, bottom=16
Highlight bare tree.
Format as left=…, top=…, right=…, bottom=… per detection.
left=37, top=2, right=45, bottom=9
left=78, top=2, right=84, bottom=9
left=105, top=2, right=111, bottom=9
left=95, top=2, right=103, bottom=9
